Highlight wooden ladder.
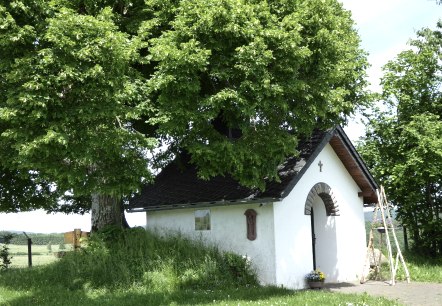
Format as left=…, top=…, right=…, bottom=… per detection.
left=360, top=186, right=410, bottom=285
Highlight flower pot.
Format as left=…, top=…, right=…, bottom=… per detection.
left=376, top=227, right=386, bottom=233
left=307, top=281, right=324, bottom=289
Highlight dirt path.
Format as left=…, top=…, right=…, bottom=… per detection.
left=325, top=281, right=442, bottom=305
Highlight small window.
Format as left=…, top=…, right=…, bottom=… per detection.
left=244, top=209, right=257, bottom=240
left=195, top=209, right=211, bottom=230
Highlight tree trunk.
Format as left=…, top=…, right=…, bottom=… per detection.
left=91, top=194, right=123, bottom=232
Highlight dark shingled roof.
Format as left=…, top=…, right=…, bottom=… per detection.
left=129, top=126, right=378, bottom=212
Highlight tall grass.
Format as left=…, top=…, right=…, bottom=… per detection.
left=0, top=228, right=401, bottom=305
left=2, top=227, right=257, bottom=291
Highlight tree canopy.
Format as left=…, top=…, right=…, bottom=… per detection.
left=145, top=0, right=369, bottom=187
left=358, top=21, right=442, bottom=256
left=1, top=0, right=368, bottom=228
left=0, top=1, right=155, bottom=213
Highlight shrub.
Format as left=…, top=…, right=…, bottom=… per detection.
left=0, top=233, right=13, bottom=271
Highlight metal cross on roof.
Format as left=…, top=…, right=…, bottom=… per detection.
left=318, top=160, right=323, bottom=172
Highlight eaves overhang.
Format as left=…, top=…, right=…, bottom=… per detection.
left=330, top=126, right=379, bottom=204
left=128, top=197, right=279, bottom=212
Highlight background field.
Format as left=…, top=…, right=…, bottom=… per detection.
left=8, top=244, right=74, bottom=268
left=1, top=232, right=74, bottom=268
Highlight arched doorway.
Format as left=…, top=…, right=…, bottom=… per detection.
left=305, top=182, right=339, bottom=280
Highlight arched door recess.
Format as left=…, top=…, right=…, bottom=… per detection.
left=305, top=182, right=339, bottom=273
left=304, top=182, right=339, bottom=216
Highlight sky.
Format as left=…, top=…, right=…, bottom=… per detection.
left=341, top=0, right=441, bottom=140
left=0, top=0, right=441, bottom=233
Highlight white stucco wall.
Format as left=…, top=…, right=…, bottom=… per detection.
left=145, top=203, right=277, bottom=285
left=273, top=143, right=367, bottom=289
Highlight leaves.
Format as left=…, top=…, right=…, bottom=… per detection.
left=359, top=21, right=442, bottom=256
left=0, top=2, right=157, bottom=206
left=1, top=0, right=368, bottom=212
left=147, top=0, right=368, bottom=188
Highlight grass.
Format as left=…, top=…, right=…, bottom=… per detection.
left=8, top=244, right=73, bottom=268
left=0, top=281, right=400, bottom=306
left=0, top=269, right=399, bottom=306
left=0, top=227, right=403, bottom=305
left=368, top=254, right=442, bottom=285
left=365, top=222, right=442, bottom=283
left=365, top=221, right=406, bottom=256
left=395, top=251, right=442, bottom=283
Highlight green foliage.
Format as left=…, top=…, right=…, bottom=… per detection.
left=0, top=0, right=369, bottom=229
left=0, top=233, right=13, bottom=271
left=0, top=1, right=155, bottom=196
left=358, top=21, right=442, bottom=256
left=0, top=1, right=156, bottom=215
left=146, top=0, right=369, bottom=188
left=1, top=0, right=368, bottom=218
left=0, top=169, right=59, bottom=213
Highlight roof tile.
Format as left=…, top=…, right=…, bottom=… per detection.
left=129, top=129, right=328, bottom=210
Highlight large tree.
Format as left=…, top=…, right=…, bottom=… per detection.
left=358, top=22, right=442, bottom=256
left=0, top=1, right=156, bottom=229
left=1, top=0, right=369, bottom=231
left=146, top=0, right=369, bottom=187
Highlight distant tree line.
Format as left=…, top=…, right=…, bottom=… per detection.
left=0, top=232, right=64, bottom=246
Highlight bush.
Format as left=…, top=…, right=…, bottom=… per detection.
left=0, top=234, right=13, bottom=271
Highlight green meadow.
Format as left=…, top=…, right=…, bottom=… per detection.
left=1, top=227, right=437, bottom=305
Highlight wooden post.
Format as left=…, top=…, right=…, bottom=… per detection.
left=27, top=238, right=32, bottom=267
left=377, top=189, right=395, bottom=285
left=73, top=228, right=81, bottom=250
left=23, top=232, right=32, bottom=268
left=361, top=186, right=411, bottom=285
left=381, top=187, right=410, bottom=283
left=64, top=229, right=89, bottom=252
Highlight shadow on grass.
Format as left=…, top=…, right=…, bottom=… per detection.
left=1, top=283, right=297, bottom=306
left=0, top=263, right=296, bottom=306
left=0, top=267, right=401, bottom=306
left=1, top=282, right=400, bottom=306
